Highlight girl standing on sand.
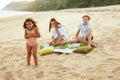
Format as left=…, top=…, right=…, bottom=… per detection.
left=49, top=18, right=68, bottom=46
left=23, top=18, right=40, bottom=66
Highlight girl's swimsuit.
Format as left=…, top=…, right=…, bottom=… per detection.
left=26, top=28, right=38, bottom=47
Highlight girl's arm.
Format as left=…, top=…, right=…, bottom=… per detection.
left=24, top=28, right=40, bottom=39
left=33, top=27, right=41, bottom=38
left=24, top=29, right=29, bottom=39
left=76, top=29, right=80, bottom=38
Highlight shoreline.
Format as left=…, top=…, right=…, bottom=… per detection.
left=0, top=10, right=32, bottom=18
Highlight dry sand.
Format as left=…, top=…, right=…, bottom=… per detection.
left=0, top=5, right=120, bottom=80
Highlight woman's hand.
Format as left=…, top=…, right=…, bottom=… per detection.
left=57, top=35, right=64, bottom=41
left=57, top=34, right=61, bottom=38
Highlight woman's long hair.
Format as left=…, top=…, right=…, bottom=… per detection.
left=49, top=18, right=60, bottom=32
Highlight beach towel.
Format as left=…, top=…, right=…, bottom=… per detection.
left=38, top=42, right=95, bottom=55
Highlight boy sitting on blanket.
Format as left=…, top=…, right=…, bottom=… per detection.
left=69, top=15, right=97, bottom=48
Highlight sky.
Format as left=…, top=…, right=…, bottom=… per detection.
left=0, top=0, right=34, bottom=10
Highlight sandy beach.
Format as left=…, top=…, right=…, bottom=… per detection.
left=0, top=5, right=120, bottom=80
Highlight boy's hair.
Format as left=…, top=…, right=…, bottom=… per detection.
left=82, top=15, right=91, bottom=20
left=23, top=18, right=37, bottom=29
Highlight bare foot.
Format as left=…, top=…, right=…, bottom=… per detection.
left=86, top=42, right=90, bottom=47
left=55, top=52, right=63, bottom=55
left=35, top=65, right=39, bottom=67
left=91, top=43, right=97, bottom=48
left=27, top=63, right=30, bottom=66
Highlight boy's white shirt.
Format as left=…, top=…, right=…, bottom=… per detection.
left=78, top=23, right=91, bottom=37
left=50, top=24, right=69, bottom=41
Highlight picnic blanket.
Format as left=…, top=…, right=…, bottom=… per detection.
left=38, top=43, right=94, bottom=55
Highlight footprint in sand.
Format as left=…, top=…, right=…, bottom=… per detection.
left=2, top=71, right=15, bottom=80
left=112, top=67, right=120, bottom=79
left=1, top=66, right=7, bottom=71
left=96, top=64, right=111, bottom=72
left=107, top=58, right=120, bottom=63
left=83, top=68, right=98, bottom=74
left=35, top=71, right=44, bottom=78
left=17, top=70, right=23, bottom=78
left=112, top=67, right=120, bottom=74
left=0, top=45, right=2, bottom=49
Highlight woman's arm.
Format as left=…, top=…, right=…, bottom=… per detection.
left=52, top=36, right=55, bottom=41
left=55, top=27, right=61, bottom=37
left=58, top=27, right=65, bottom=40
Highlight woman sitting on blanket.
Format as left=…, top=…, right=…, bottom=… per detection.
left=49, top=18, right=69, bottom=46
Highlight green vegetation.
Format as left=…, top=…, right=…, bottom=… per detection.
left=79, top=43, right=86, bottom=47
left=58, top=44, right=69, bottom=49
left=29, top=0, right=120, bottom=11
left=3, top=0, right=120, bottom=11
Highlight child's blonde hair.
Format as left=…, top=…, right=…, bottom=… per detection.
left=82, top=15, right=91, bottom=20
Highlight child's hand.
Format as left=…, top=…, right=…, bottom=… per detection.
left=27, top=33, right=34, bottom=38
left=57, top=34, right=61, bottom=38
left=57, top=35, right=64, bottom=41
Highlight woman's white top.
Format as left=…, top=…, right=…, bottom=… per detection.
left=50, top=24, right=69, bottom=41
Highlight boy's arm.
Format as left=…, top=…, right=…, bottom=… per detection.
left=76, top=29, right=80, bottom=38
left=86, top=28, right=92, bottom=36
left=84, top=28, right=92, bottom=39
left=86, top=28, right=92, bottom=47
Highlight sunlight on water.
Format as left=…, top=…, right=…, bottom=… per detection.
left=0, top=10, right=32, bottom=18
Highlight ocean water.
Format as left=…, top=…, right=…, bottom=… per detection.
left=0, top=10, right=32, bottom=18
